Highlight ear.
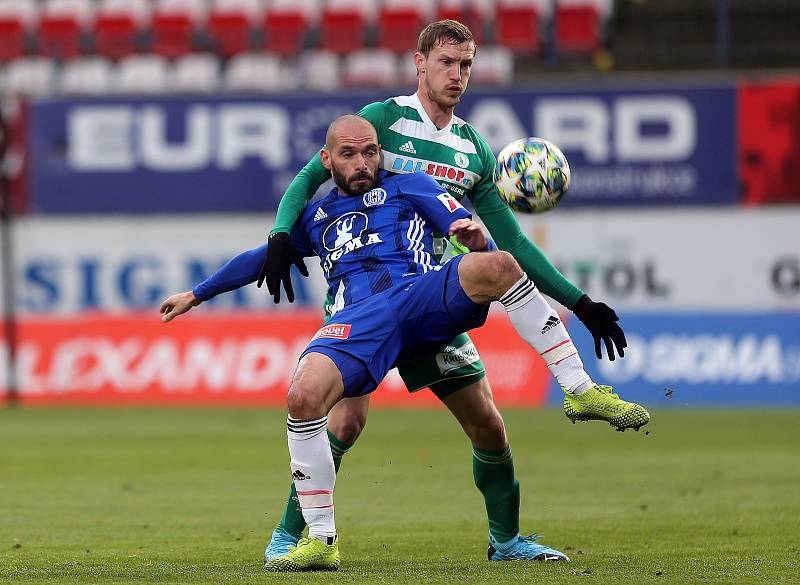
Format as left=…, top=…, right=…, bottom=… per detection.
left=414, top=51, right=425, bottom=75
left=320, top=148, right=332, bottom=170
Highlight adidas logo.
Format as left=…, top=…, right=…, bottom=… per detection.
left=541, top=316, right=561, bottom=334
left=398, top=140, right=416, bottom=154
left=313, top=207, right=328, bottom=221
left=292, top=470, right=310, bottom=481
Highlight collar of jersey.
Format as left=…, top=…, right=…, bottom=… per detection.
left=410, top=92, right=455, bottom=136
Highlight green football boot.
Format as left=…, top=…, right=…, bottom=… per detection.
left=563, top=384, right=650, bottom=431
left=264, top=536, right=340, bottom=572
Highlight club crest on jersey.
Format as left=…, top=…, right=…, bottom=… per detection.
left=321, top=212, right=383, bottom=272
left=437, top=193, right=465, bottom=213
left=312, top=323, right=352, bottom=340
left=454, top=152, right=469, bottom=168
left=362, top=188, right=387, bottom=207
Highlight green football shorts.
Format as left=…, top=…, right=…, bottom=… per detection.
left=396, top=332, right=486, bottom=401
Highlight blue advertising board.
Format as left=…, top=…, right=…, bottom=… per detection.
left=28, top=84, right=737, bottom=213
left=555, top=313, right=800, bottom=407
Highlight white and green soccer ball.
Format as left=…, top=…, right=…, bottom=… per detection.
left=493, top=137, right=571, bottom=214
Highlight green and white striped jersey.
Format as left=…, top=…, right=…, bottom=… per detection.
left=357, top=93, right=494, bottom=204
left=271, top=93, right=583, bottom=308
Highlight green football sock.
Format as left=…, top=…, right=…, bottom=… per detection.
left=278, top=430, right=351, bottom=537
left=472, top=444, right=520, bottom=543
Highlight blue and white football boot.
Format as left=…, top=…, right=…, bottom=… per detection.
left=488, top=533, right=570, bottom=562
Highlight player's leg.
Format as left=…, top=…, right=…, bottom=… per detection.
left=439, top=375, right=517, bottom=540
left=268, top=298, right=400, bottom=572
left=437, top=374, right=569, bottom=561
left=265, top=351, right=343, bottom=572
left=266, top=395, right=370, bottom=561
left=458, top=251, right=649, bottom=431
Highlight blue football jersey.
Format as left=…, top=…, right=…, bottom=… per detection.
left=291, top=171, right=471, bottom=315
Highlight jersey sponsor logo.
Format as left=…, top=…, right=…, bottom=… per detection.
left=386, top=153, right=477, bottom=189
left=398, top=140, right=417, bottom=154
left=313, top=207, right=328, bottom=221
left=362, top=188, right=387, bottom=207
left=312, top=323, right=352, bottom=340
left=437, top=193, right=465, bottom=213
left=454, top=152, right=469, bottom=168
left=435, top=341, right=481, bottom=374
left=322, top=212, right=368, bottom=252
left=321, top=212, right=383, bottom=273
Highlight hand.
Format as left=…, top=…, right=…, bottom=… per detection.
left=572, top=294, right=627, bottom=361
left=448, top=219, right=488, bottom=251
left=256, top=232, right=309, bottom=304
left=160, top=291, right=200, bottom=323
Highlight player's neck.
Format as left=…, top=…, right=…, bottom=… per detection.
left=417, top=90, right=454, bottom=130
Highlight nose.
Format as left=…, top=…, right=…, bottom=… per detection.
left=449, top=64, right=461, bottom=80
left=354, top=154, right=367, bottom=170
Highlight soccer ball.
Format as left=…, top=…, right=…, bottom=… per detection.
left=493, top=137, right=571, bottom=214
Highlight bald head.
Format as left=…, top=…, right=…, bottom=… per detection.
left=325, top=114, right=378, bottom=150
left=320, top=115, right=382, bottom=197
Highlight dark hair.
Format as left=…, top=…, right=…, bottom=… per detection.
left=417, top=19, right=476, bottom=56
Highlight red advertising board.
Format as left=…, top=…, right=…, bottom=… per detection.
left=738, top=78, right=800, bottom=205
left=0, top=312, right=552, bottom=407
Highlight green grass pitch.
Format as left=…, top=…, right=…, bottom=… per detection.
left=1, top=407, right=798, bottom=584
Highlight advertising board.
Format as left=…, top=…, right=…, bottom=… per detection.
left=565, top=312, right=800, bottom=406
left=27, top=84, right=737, bottom=213
left=13, top=209, right=799, bottom=315
left=0, top=313, right=551, bottom=406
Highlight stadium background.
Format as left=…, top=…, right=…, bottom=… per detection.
left=2, top=2, right=800, bottom=584
left=2, top=0, right=799, bottom=408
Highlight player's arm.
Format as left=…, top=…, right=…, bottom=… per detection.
left=470, top=140, right=626, bottom=360
left=261, top=101, right=388, bottom=300
left=161, top=228, right=314, bottom=322
left=401, top=173, right=489, bottom=249
left=160, top=244, right=266, bottom=322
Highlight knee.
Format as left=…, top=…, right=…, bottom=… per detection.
left=493, top=251, right=523, bottom=285
left=287, top=383, right=323, bottom=420
left=465, top=408, right=508, bottom=450
left=328, top=409, right=367, bottom=444
left=480, top=251, right=523, bottom=297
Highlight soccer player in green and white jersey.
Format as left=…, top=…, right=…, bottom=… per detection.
left=260, top=20, right=649, bottom=565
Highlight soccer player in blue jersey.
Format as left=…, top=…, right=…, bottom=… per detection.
left=161, top=115, right=648, bottom=571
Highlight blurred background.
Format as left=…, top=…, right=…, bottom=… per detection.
left=1, top=0, right=799, bottom=408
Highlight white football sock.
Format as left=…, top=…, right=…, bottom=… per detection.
left=287, top=415, right=336, bottom=541
left=499, top=276, right=593, bottom=394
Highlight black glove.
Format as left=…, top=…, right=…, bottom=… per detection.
left=572, top=294, right=627, bottom=361
left=256, top=232, right=309, bottom=304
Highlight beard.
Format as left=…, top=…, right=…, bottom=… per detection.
left=331, top=165, right=378, bottom=197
